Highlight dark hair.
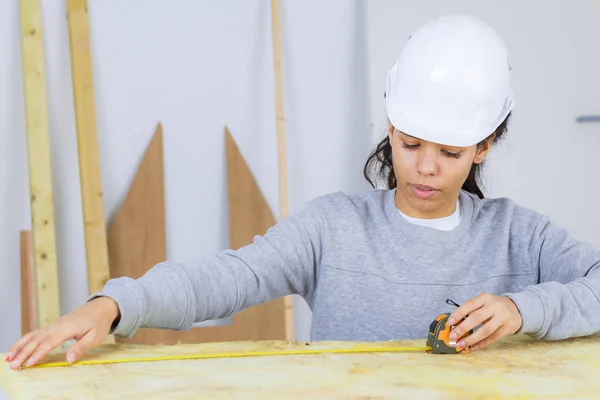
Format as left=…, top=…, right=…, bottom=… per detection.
left=363, top=113, right=511, bottom=199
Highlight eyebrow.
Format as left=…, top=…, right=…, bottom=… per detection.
left=399, top=131, right=417, bottom=139
left=399, top=132, right=465, bottom=150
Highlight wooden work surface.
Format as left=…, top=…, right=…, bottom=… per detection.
left=1, top=335, right=598, bottom=399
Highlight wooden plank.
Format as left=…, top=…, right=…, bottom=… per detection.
left=20, top=231, right=37, bottom=335
left=107, top=125, right=286, bottom=345
left=271, top=0, right=294, bottom=341
left=2, top=335, right=600, bottom=398
left=19, top=0, right=60, bottom=328
left=66, top=0, right=111, bottom=295
left=271, top=0, right=288, bottom=219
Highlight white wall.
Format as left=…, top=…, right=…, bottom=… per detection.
left=366, top=0, right=600, bottom=247
left=0, top=0, right=370, bottom=352
left=2, top=0, right=600, bottom=361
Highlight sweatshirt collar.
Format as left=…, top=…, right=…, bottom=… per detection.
left=383, top=188, right=475, bottom=242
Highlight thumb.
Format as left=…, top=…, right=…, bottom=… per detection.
left=66, top=332, right=97, bottom=364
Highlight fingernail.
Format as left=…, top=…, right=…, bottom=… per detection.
left=447, top=317, right=456, bottom=325
left=10, top=361, right=20, bottom=370
left=457, top=340, right=466, bottom=348
left=26, top=357, right=35, bottom=367
left=67, top=353, right=76, bottom=364
left=472, top=345, right=479, bottom=351
left=450, top=332, right=458, bottom=340
left=5, top=353, right=12, bottom=362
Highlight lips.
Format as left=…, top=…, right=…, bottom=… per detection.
left=410, top=184, right=439, bottom=199
left=413, top=184, right=438, bottom=191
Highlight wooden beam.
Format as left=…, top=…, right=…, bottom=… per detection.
left=66, top=0, right=111, bottom=295
left=271, top=0, right=294, bottom=341
left=271, top=0, right=288, bottom=219
left=20, top=231, right=37, bottom=335
left=19, top=0, right=60, bottom=328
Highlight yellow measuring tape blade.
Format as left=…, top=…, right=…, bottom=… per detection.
left=29, top=346, right=427, bottom=369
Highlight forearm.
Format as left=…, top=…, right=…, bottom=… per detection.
left=89, top=204, right=323, bottom=338
left=92, top=254, right=282, bottom=338
left=88, top=259, right=221, bottom=337
left=505, top=266, right=600, bottom=340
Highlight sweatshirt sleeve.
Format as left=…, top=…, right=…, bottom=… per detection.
left=503, top=215, right=600, bottom=340
left=87, top=202, right=325, bottom=338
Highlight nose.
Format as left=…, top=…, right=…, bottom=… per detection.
left=416, top=149, right=438, bottom=176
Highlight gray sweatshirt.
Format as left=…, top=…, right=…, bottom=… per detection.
left=90, top=189, right=600, bottom=341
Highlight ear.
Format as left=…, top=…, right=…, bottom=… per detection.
left=388, top=123, right=395, bottom=141
left=473, top=134, right=496, bottom=164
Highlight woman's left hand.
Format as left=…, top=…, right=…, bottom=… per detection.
left=446, top=292, right=523, bottom=351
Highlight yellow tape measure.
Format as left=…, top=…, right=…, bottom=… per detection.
left=29, top=346, right=427, bottom=369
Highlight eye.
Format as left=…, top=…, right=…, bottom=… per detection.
left=402, top=142, right=420, bottom=150
left=442, top=150, right=461, bottom=159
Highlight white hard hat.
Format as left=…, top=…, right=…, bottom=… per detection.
left=385, top=14, right=514, bottom=147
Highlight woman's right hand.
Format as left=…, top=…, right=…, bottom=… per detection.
left=5, top=296, right=120, bottom=370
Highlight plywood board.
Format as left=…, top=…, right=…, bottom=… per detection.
left=106, top=123, right=169, bottom=345
left=106, top=123, right=168, bottom=346
left=210, top=127, right=288, bottom=341
left=1, top=335, right=600, bottom=399
left=19, top=0, right=60, bottom=328
left=107, top=124, right=165, bottom=282
left=66, top=0, right=111, bottom=296
left=107, top=126, right=288, bottom=345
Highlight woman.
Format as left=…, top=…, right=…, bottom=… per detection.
left=7, top=14, right=600, bottom=370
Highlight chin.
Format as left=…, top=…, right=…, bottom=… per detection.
left=409, top=197, right=439, bottom=212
